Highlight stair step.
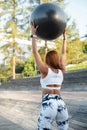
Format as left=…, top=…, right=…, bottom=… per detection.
left=0, top=69, right=87, bottom=91
left=70, top=120, right=87, bottom=130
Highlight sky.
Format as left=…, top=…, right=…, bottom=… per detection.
left=65, top=0, right=87, bottom=37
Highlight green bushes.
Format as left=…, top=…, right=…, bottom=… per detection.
left=66, top=61, right=87, bottom=71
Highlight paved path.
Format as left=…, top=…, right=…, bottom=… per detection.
left=0, top=91, right=87, bottom=130
left=0, top=116, right=26, bottom=130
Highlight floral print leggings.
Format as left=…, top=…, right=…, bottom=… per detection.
left=38, top=94, right=69, bottom=130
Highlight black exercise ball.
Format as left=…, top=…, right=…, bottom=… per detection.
left=30, top=3, right=67, bottom=40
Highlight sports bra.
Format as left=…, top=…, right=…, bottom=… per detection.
left=40, top=68, right=63, bottom=90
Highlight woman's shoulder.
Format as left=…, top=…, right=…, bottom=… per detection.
left=41, top=66, right=49, bottom=78
left=58, top=68, right=65, bottom=76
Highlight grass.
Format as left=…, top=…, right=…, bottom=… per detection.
left=66, top=61, right=87, bottom=71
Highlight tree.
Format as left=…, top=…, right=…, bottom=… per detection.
left=55, top=20, right=83, bottom=64
left=30, top=0, right=87, bottom=69
left=82, top=40, right=87, bottom=54
left=0, top=0, right=32, bottom=79
left=23, top=55, right=35, bottom=77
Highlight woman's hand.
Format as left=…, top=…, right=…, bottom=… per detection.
left=31, top=22, right=38, bottom=35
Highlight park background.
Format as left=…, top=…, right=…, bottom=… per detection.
left=0, top=0, right=87, bottom=82
left=0, top=1, right=87, bottom=130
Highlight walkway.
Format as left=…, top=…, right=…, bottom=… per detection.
left=0, top=91, right=87, bottom=130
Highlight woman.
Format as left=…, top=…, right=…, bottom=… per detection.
left=31, top=24, right=69, bottom=130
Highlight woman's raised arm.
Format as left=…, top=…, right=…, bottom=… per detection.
left=31, top=24, right=48, bottom=76
left=60, top=30, right=67, bottom=73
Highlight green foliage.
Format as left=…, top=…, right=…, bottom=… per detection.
left=82, top=40, right=87, bottom=53
left=66, top=61, right=87, bottom=71
left=0, top=0, right=87, bottom=79
left=54, top=20, right=87, bottom=65
left=0, top=65, right=12, bottom=82
left=23, top=55, right=35, bottom=77
left=0, top=0, right=30, bottom=78
left=15, top=63, right=24, bottom=73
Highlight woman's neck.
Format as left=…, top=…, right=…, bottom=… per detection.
left=49, top=67, right=59, bottom=73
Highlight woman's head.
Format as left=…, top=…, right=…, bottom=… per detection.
left=45, top=50, right=61, bottom=69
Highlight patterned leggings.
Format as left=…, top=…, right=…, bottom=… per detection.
left=38, top=94, right=69, bottom=130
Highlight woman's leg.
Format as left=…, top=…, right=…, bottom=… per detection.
left=38, top=94, right=58, bottom=130
left=38, top=101, right=53, bottom=130
left=56, top=99, right=69, bottom=130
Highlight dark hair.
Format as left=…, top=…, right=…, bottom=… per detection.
left=45, top=50, right=61, bottom=69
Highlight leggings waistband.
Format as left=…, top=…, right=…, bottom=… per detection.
left=42, top=94, right=62, bottom=102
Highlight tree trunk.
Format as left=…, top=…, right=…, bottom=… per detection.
left=12, top=54, right=15, bottom=79
left=45, top=40, right=48, bottom=55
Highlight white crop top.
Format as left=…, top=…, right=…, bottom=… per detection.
left=40, top=68, right=63, bottom=90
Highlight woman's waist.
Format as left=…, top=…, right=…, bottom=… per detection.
left=42, top=84, right=61, bottom=94
left=42, top=84, right=61, bottom=89
left=42, top=88, right=60, bottom=95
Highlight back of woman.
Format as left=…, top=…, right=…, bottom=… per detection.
left=31, top=23, right=69, bottom=130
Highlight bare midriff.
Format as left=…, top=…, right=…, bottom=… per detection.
left=42, top=84, right=61, bottom=95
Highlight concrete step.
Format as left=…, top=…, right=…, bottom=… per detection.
left=0, top=69, right=87, bottom=91
left=0, top=91, right=87, bottom=130
left=0, top=104, right=37, bottom=130
left=1, top=104, right=86, bottom=130
left=0, top=116, right=26, bottom=130
left=70, top=120, right=87, bottom=130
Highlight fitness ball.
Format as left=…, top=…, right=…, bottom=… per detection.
left=30, top=3, right=67, bottom=40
